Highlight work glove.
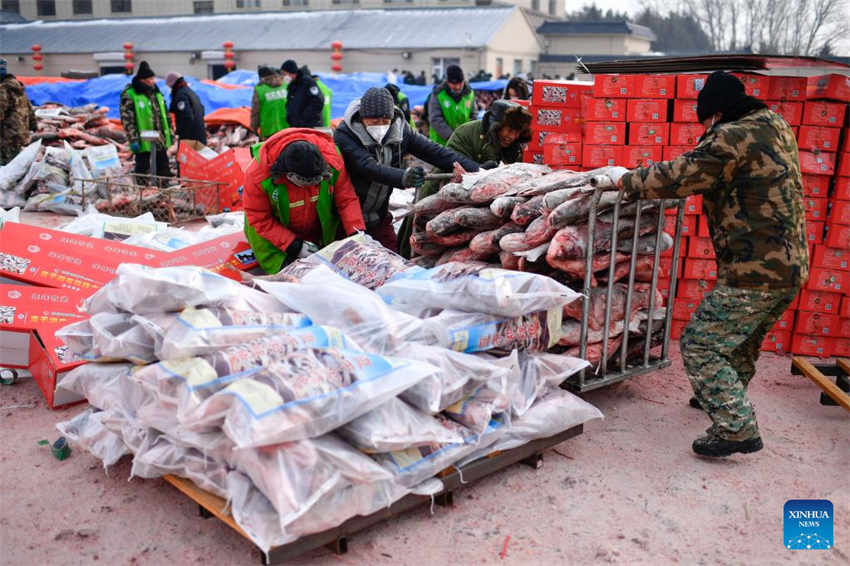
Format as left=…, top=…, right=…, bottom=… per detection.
left=402, top=166, right=426, bottom=188
left=593, top=166, right=630, bottom=191
left=480, top=160, right=499, bottom=170
left=129, top=141, right=141, bottom=153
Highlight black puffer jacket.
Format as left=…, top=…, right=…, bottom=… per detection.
left=334, top=98, right=479, bottom=228
left=169, top=79, right=206, bottom=143
left=286, top=66, right=324, bottom=127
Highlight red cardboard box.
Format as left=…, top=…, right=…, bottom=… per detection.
left=768, top=76, right=807, bottom=101
left=837, top=317, right=850, bottom=338
left=664, top=214, right=697, bottom=237
left=830, top=199, right=850, bottom=225
left=797, top=126, right=842, bottom=151
left=530, top=129, right=581, bottom=150
left=583, top=122, right=627, bottom=145
left=799, top=289, right=842, bottom=314
left=581, top=145, right=623, bottom=168
left=842, top=296, right=850, bottom=318
left=532, top=107, right=581, bottom=133
left=762, top=330, right=791, bottom=352
left=795, top=310, right=841, bottom=336
left=581, top=97, right=627, bottom=121
left=676, top=74, right=708, bottom=99
left=685, top=195, right=702, bottom=215
left=732, top=73, right=770, bottom=98
left=626, top=99, right=669, bottom=122
left=593, top=74, right=633, bottom=98
left=671, top=319, right=687, bottom=340
left=798, top=150, right=835, bottom=175
left=629, top=123, right=669, bottom=145
left=807, top=74, right=850, bottom=102
left=176, top=145, right=248, bottom=211
left=684, top=258, right=717, bottom=280
left=807, top=266, right=848, bottom=293
left=698, top=215, right=711, bottom=237
left=677, top=278, right=715, bottom=300
left=632, top=74, right=676, bottom=98
left=663, top=146, right=692, bottom=160
left=773, top=309, right=796, bottom=331
left=657, top=277, right=672, bottom=302
left=673, top=99, right=699, bottom=123
left=813, top=245, right=849, bottom=271
left=622, top=145, right=662, bottom=168
left=801, top=174, right=831, bottom=197
left=0, top=284, right=87, bottom=331
left=531, top=80, right=586, bottom=107
left=766, top=101, right=803, bottom=125
left=523, top=149, right=544, bottom=164
left=833, top=337, right=850, bottom=356
left=669, top=123, right=706, bottom=146
left=673, top=298, right=699, bottom=321
left=802, top=101, right=847, bottom=126
left=29, top=325, right=86, bottom=409
left=806, top=221, right=825, bottom=244
left=835, top=177, right=850, bottom=200
left=838, top=152, right=850, bottom=177
left=791, top=334, right=831, bottom=357
left=803, top=196, right=829, bottom=221
left=826, top=223, right=850, bottom=248
left=688, top=237, right=716, bottom=259
left=543, top=140, right=582, bottom=166
left=157, top=231, right=251, bottom=270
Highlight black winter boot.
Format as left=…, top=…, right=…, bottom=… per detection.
left=692, top=434, right=763, bottom=457
left=689, top=396, right=701, bottom=409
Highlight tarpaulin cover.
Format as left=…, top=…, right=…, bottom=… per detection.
left=24, top=71, right=508, bottom=122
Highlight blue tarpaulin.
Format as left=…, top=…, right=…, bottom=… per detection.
left=25, top=71, right=508, bottom=121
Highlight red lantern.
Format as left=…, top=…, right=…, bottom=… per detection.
left=125, top=62, right=134, bottom=72
left=222, top=41, right=234, bottom=49
left=331, top=63, right=342, bottom=72
left=32, top=53, right=43, bottom=61
left=331, top=52, right=343, bottom=61
left=123, top=52, right=134, bottom=61
left=331, top=40, right=343, bottom=50
left=224, top=51, right=234, bottom=60
left=123, top=42, right=133, bottom=50
left=31, top=44, right=42, bottom=52
left=33, top=63, right=43, bottom=71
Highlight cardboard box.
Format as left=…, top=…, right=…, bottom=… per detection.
left=789, top=292, right=800, bottom=310
left=791, top=333, right=831, bottom=357
left=762, top=330, right=791, bottom=353
left=532, top=107, right=581, bottom=133
left=766, top=101, right=803, bottom=125
left=732, top=73, right=770, bottom=98
left=798, top=150, right=835, bottom=175
left=842, top=295, right=850, bottom=318
left=768, top=76, right=807, bottom=101
left=592, top=74, right=633, bottom=98
left=581, top=97, right=627, bottom=121
left=797, top=126, right=842, bottom=151
left=632, top=74, right=676, bottom=98
left=685, top=195, right=702, bottom=215
left=839, top=152, right=850, bottom=177
left=622, top=145, right=662, bottom=168
left=28, top=325, right=86, bottom=409
left=532, top=129, right=580, bottom=150
left=626, top=99, right=669, bottom=122
left=659, top=256, right=684, bottom=280
left=677, top=278, right=715, bottom=300
left=673, top=298, right=699, bottom=321
left=807, top=74, right=850, bottom=102
left=829, top=199, right=850, bottom=225
left=543, top=140, right=582, bottom=166
left=629, top=123, right=669, bottom=145
left=583, top=122, right=626, bottom=145
left=837, top=317, right=850, bottom=338
left=802, top=101, right=847, bottom=126
left=825, top=222, right=850, bottom=248
left=671, top=319, right=687, bottom=340
left=669, top=123, right=706, bottom=146
left=803, top=196, right=829, bottom=221
left=657, top=277, right=672, bottom=302
left=806, top=221, right=825, bottom=244
left=0, top=284, right=87, bottom=331
left=664, top=214, right=697, bottom=237
left=835, top=177, right=850, bottom=201
left=807, top=266, right=848, bottom=293
left=531, top=80, right=586, bottom=107
left=683, top=258, right=717, bottom=280
left=698, top=215, right=711, bottom=237
left=772, top=309, right=796, bottom=331
left=801, top=174, right=831, bottom=197
left=523, top=149, right=544, bottom=164
left=0, top=329, right=31, bottom=368
left=687, top=237, right=715, bottom=259
left=672, top=99, right=699, bottom=123
left=794, top=310, right=841, bottom=336
left=813, top=245, right=849, bottom=271
left=176, top=145, right=249, bottom=212
left=676, top=74, right=708, bottom=99
left=581, top=145, right=623, bottom=168
left=833, top=337, right=850, bottom=356
left=663, top=145, right=692, bottom=160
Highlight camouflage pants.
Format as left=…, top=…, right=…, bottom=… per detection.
left=0, top=141, right=24, bottom=166
left=680, top=285, right=798, bottom=441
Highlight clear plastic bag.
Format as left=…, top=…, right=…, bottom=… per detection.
left=443, top=382, right=510, bottom=435
left=57, top=312, right=165, bottom=364
left=424, top=308, right=563, bottom=353
left=304, top=233, right=412, bottom=290
left=57, top=362, right=138, bottom=412
left=506, top=351, right=590, bottom=417
left=55, top=408, right=130, bottom=469
left=0, top=140, right=41, bottom=198
left=377, top=262, right=581, bottom=318
left=226, top=471, right=298, bottom=554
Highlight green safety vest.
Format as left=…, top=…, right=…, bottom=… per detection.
left=397, top=91, right=416, bottom=129
left=255, top=83, right=289, bottom=140
left=429, top=89, right=475, bottom=146
left=127, top=87, right=172, bottom=153
left=244, top=142, right=340, bottom=274
left=316, top=79, right=332, bottom=127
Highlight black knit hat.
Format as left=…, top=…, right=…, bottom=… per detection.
left=136, top=61, right=155, bottom=80
left=446, top=64, right=464, bottom=83
left=272, top=141, right=327, bottom=180
left=258, top=65, right=275, bottom=78
left=281, top=59, right=298, bottom=74
left=360, top=87, right=395, bottom=119
left=697, top=71, right=747, bottom=122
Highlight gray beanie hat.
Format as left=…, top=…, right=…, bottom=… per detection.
left=360, top=87, right=395, bottom=119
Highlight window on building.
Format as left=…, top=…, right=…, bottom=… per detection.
left=2, top=0, right=20, bottom=14
left=513, top=59, right=523, bottom=76
left=237, top=0, right=261, bottom=6
left=111, top=0, right=132, bottom=13
left=548, top=0, right=556, bottom=15
left=37, top=0, right=55, bottom=16
left=193, top=0, right=213, bottom=13
left=383, top=0, right=413, bottom=3
left=431, top=57, right=460, bottom=81
left=495, top=57, right=503, bottom=77
left=282, top=0, right=309, bottom=5
left=531, top=0, right=539, bottom=10
left=331, top=0, right=358, bottom=3
left=73, top=0, right=92, bottom=14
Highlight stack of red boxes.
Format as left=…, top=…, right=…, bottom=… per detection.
left=525, top=80, right=589, bottom=166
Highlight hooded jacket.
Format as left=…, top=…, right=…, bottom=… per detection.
left=0, top=74, right=36, bottom=148
left=286, top=66, right=324, bottom=128
left=169, top=79, right=206, bottom=144
left=250, top=72, right=286, bottom=135
left=334, top=99, right=479, bottom=228
left=243, top=128, right=365, bottom=254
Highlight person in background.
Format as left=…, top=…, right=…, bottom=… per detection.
left=428, top=64, right=476, bottom=146
left=384, top=83, right=414, bottom=127
left=281, top=59, right=324, bottom=128
left=310, top=70, right=333, bottom=128
left=165, top=72, right=206, bottom=151
left=251, top=65, right=288, bottom=140
left=119, top=61, right=173, bottom=180
left=334, top=87, right=479, bottom=251
left=0, top=57, right=36, bottom=166
left=243, top=128, right=365, bottom=274
left=605, top=71, right=808, bottom=458
left=503, top=76, right=530, bottom=100
left=416, top=71, right=427, bottom=86
left=387, top=68, right=398, bottom=85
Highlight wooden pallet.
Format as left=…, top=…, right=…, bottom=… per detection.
left=164, top=424, right=583, bottom=565
left=791, top=357, right=850, bottom=411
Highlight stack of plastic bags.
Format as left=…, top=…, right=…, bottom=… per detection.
left=55, top=234, right=601, bottom=556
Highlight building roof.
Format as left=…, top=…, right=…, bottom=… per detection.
left=0, top=6, right=515, bottom=54
left=537, top=20, right=656, bottom=42
left=0, top=10, right=26, bottom=24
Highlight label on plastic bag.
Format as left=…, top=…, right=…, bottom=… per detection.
left=224, top=379, right=284, bottom=414
left=102, top=221, right=158, bottom=241
left=161, top=358, right=218, bottom=387
left=179, top=307, right=225, bottom=329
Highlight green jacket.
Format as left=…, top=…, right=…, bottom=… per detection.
left=621, top=108, right=809, bottom=290
left=316, top=79, right=332, bottom=127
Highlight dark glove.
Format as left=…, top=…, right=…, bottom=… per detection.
left=285, top=238, right=304, bottom=259
left=480, top=160, right=499, bottom=170
left=402, top=166, right=426, bottom=188
left=129, top=141, right=141, bottom=153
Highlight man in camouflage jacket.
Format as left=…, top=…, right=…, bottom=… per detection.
left=612, top=71, right=808, bottom=457
left=119, top=61, right=173, bottom=181
left=0, top=58, right=37, bottom=166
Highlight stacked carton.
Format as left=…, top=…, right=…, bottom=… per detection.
left=524, top=80, right=590, bottom=166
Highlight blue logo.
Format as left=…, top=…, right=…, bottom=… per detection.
left=784, top=500, right=833, bottom=550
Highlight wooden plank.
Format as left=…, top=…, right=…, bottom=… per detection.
left=792, top=357, right=850, bottom=411
left=162, top=475, right=251, bottom=541
left=837, top=358, right=850, bottom=376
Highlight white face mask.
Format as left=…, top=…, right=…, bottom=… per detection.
left=366, top=124, right=390, bottom=142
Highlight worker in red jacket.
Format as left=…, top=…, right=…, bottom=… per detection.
left=243, top=128, right=366, bottom=274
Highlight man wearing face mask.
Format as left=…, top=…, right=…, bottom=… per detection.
left=427, top=64, right=476, bottom=146
left=281, top=59, right=324, bottom=128
left=243, top=128, right=366, bottom=274
left=603, top=71, right=808, bottom=458
left=334, top=87, right=479, bottom=251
